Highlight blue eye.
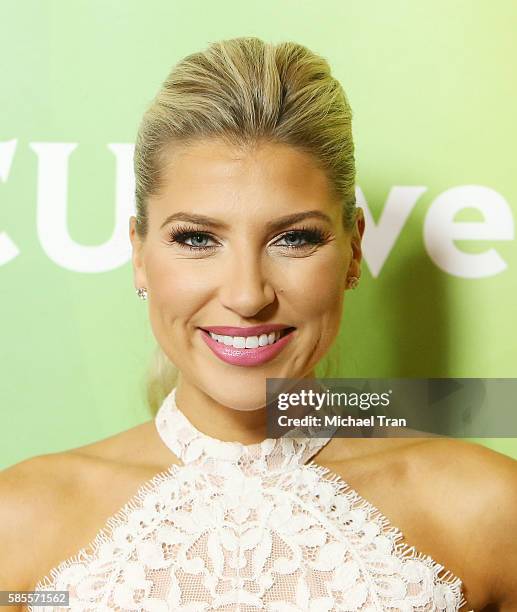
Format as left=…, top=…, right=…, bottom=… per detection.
left=277, top=229, right=326, bottom=248
left=170, top=231, right=215, bottom=251
left=166, top=225, right=329, bottom=252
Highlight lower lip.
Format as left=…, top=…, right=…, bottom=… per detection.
left=199, top=328, right=295, bottom=367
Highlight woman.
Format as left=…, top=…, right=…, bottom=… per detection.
left=1, top=36, right=516, bottom=611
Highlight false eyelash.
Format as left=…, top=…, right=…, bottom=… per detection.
left=165, top=224, right=330, bottom=252
left=276, top=225, right=331, bottom=249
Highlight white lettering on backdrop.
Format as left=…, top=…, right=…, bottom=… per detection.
left=423, top=185, right=514, bottom=278
left=29, top=142, right=135, bottom=273
left=0, top=141, right=514, bottom=278
left=0, top=139, right=19, bottom=265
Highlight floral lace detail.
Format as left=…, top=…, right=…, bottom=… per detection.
left=31, top=387, right=468, bottom=611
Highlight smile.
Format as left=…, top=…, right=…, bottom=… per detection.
left=199, top=327, right=296, bottom=366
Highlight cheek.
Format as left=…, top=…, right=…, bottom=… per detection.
left=144, top=244, right=347, bottom=330
left=144, top=253, right=207, bottom=327
left=284, top=251, right=346, bottom=321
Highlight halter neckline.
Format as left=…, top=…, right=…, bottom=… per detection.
left=154, top=386, right=335, bottom=473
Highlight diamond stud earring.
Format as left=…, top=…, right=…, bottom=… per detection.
left=346, top=276, right=359, bottom=290
left=136, top=287, right=148, bottom=300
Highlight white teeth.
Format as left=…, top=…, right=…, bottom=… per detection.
left=208, top=331, right=282, bottom=348
left=259, top=334, right=270, bottom=346
left=245, top=336, right=259, bottom=348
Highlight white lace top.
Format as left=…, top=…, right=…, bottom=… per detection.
left=31, top=386, right=469, bottom=611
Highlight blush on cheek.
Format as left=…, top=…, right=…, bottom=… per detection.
left=293, top=270, right=344, bottom=321
left=145, top=270, right=208, bottom=363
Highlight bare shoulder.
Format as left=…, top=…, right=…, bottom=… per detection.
left=407, top=436, right=517, bottom=482
left=66, top=417, right=172, bottom=467
left=0, top=453, right=75, bottom=592
left=318, top=435, right=517, bottom=609
left=408, top=438, right=517, bottom=609
left=407, top=437, right=517, bottom=521
left=0, top=418, right=177, bottom=594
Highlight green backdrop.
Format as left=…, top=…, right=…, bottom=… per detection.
left=1, top=0, right=516, bottom=468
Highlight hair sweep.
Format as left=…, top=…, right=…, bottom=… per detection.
left=133, top=36, right=357, bottom=413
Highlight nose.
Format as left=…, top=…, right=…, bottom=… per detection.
left=218, top=248, right=277, bottom=317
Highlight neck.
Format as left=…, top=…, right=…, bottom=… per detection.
left=173, top=371, right=321, bottom=445
left=174, top=379, right=270, bottom=445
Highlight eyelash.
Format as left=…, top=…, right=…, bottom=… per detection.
left=166, top=224, right=330, bottom=252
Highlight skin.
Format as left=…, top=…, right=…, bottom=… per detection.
left=1, top=139, right=517, bottom=611
left=131, top=138, right=363, bottom=440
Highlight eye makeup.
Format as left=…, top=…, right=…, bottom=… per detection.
left=164, top=224, right=331, bottom=253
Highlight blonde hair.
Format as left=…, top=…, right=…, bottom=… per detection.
left=133, top=37, right=357, bottom=412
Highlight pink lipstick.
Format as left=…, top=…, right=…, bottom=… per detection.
left=198, top=326, right=296, bottom=366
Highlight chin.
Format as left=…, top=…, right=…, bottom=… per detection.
left=207, top=385, right=269, bottom=412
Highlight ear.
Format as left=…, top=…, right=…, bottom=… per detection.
left=348, top=207, right=365, bottom=279
left=129, top=216, right=148, bottom=291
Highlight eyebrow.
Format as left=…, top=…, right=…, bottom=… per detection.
left=160, top=210, right=333, bottom=231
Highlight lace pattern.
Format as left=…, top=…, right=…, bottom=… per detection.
left=31, top=387, right=469, bottom=611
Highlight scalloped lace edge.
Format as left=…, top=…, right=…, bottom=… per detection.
left=30, top=460, right=469, bottom=611
left=31, top=462, right=182, bottom=593
left=305, top=460, right=469, bottom=611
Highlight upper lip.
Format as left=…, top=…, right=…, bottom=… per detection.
left=199, top=324, right=295, bottom=337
